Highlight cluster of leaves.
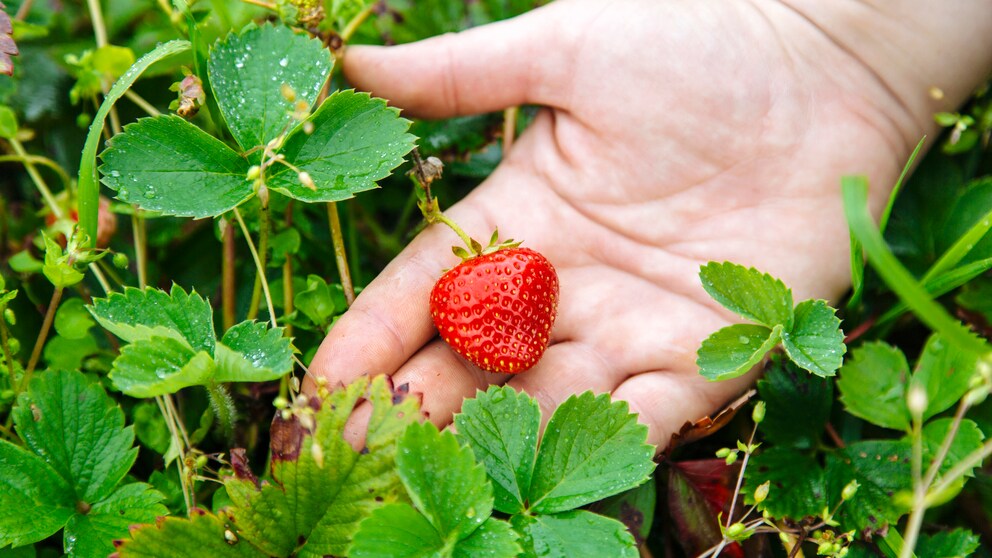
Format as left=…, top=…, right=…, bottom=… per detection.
left=111, top=380, right=654, bottom=558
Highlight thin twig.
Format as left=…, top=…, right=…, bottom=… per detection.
left=327, top=202, right=355, bottom=305
left=22, top=286, right=63, bottom=388
left=125, top=90, right=161, bottom=117
left=233, top=208, right=278, bottom=329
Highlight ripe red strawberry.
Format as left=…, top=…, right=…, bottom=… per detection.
left=430, top=247, right=559, bottom=374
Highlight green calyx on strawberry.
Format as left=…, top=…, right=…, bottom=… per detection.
left=413, top=150, right=559, bottom=374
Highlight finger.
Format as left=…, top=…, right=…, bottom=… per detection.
left=342, top=3, right=571, bottom=118
left=613, top=369, right=758, bottom=450
left=341, top=339, right=504, bottom=448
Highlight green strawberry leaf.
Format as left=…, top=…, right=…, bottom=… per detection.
left=347, top=503, right=443, bottom=558
left=781, top=299, right=845, bottom=377
left=294, top=275, right=348, bottom=329
left=453, top=517, right=522, bottom=558
left=13, top=370, right=137, bottom=502
left=757, top=359, right=833, bottom=448
left=744, top=446, right=825, bottom=520
left=109, top=337, right=216, bottom=398
left=589, top=476, right=656, bottom=545
left=115, top=509, right=269, bottom=557
left=915, top=529, right=981, bottom=558
left=920, top=418, right=985, bottom=478
left=528, top=392, right=654, bottom=514
left=697, top=323, right=782, bottom=381
left=99, top=115, right=252, bottom=218
left=699, top=262, right=794, bottom=328
left=455, top=385, right=541, bottom=514
left=53, top=297, right=95, bottom=340
left=397, top=421, right=492, bottom=539
left=511, top=511, right=638, bottom=558
left=0, top=440, right=74, bottom=548
left=911, top=333, right=979, bottom=421
left=62, top=483, right=166, bottom=558
left=837, top=341, right=912, bottom=431
left=89, top=285, right=216, bottom=355
left=0, top=545, right=36, bottom=557
left=208, top=23, right=331, bottom=151
left=826, top=440, right=912, bottom=533
left=213, top=320, right=293, bottom=383
left=222, top=375, right=419, bottom=557
left=266, top=90, right=415, bottom=203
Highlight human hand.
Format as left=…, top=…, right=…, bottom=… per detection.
left=311, top=0, right=992, bottom=449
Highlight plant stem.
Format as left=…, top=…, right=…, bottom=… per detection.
left=327, top=202, right=356, bottom=305
left=155, top=395, right=193, bottom=513
left=233, top=208, right=278, bottom=329
left=340, top=4, right=376, bottom=42
left=282, top=203, right=295, bottom=337
left=22, top=286, right=63, bottom=389
left=15, top=0, right=34, bottom=20
left=206, top=382, right=237, bottom=438
left=124, top=89, right=162, bottom=117
left=222, top=219, right=236, bottom=330
left=131, top=213, right=149, bottom=289
left=1, top=315, right=17, bottom=387
left=85, top=0, right=109, bottom=47
left=247, top=201, right=271, bottom=321
left=901, top=400, right=972, bottom=558
left=0, top=154, right=73, bottom=192
left=503, top=106, right=519, bottom=152
left=8, top=138, right=61, bottom=219
left=711, top=423, right=758, bottom=558
left=163, top=394, right=192, bottom=448
left=240, top=0, right=276, bottom=10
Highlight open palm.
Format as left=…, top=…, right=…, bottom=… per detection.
left=311, top=0, right=967, bottom=448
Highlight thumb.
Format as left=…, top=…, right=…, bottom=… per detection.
left=342, top=4, right=570, bottom=118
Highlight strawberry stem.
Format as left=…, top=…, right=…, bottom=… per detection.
left=412, top=148, right=481, bottom=257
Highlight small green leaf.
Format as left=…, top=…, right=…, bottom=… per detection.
left=511, top=511, right=638, bottom=558
left=42, top=233, right=84, bottom=288
left=115, top=509, right=268, bottom=557
left=0, top=544, right=36, bottom=557
left=110, top=337, right=216, bottom=397
left=397, top=421, right=492, bottom=539
left=214, top=321, right=293, bottom=383
left=0, top=440, right=74, bottom=548
left=697, top=324, right=782, bottom=381
left=43, top=334, right=99, bottom=371
left=921, top=418, right=985, bottom=478
left=912, top=333, right=978, bottom=421
left=62, top=482, right=166, bottom=558
left=781, top=299, right=845, bottom=377
left=528, top=392, right=654, bottom=514
left=453, top=517, right=520, bottom=558
left=826, top=440, right=912, bottom=533
left=837, top=342, right=912, bottom=431
left=132, top=401, right=171, bottom=455
left=89, top=285, right=216, bottom=355
left=13, top=370, right=137, bottom=502
left=699, top=262, right=793, bottom=328
left=915, top=529, right=981, bottom=558
left=294, top=275, right=347, bottom=328
left=744, top=447, right=825, bottom=520
left=99, top=115, right=252, bottom=218
left=208, top=24, right=331, bottom=151
left=266, top=90, right=415, bottom=203
left=347, top=503, right=443, bottom=558
left=455, top=386, right=541, bottom=514
left=53, top=297, right=95, bottom=340
left=0, top=105, right=17, bottom=139
left=757, top=359, right=833, bottom=448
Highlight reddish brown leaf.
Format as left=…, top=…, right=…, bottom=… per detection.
left=0, top=2, right=18, bottom=76
left=668, top=459, right=744, bottom=558
left=663, top=389, right=756, bottom=455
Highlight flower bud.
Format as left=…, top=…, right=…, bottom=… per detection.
left=841, top=480, right=859, bottom=501
left=725, top=523, right=746, bottom=538
left=113, top=252, right=129, bottom=269
left=247, top=165, right=261, bottom=181
left=906, top=384, right=928, bottom=417
left=753, top=481, right=770, bottom=504
left=715, top=447, right=731, bottom=458
left=725, top=452, right=739, bottom=466
left=752, top=401, right=766, bottom=424
left=4, top=308, right=15, bottom=326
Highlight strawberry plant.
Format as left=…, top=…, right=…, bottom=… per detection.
left=2, top=0, right=992, bottom=557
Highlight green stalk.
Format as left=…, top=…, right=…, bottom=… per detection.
left=327, top=202, right=355, bottom=305
left=131, top=213, right=149, bottom=289
left=206, top=382, right=237, bottom=438
left=222, top=219, right=236, bottom=330
left=234, top=208, right=278, bottom=329
left=22, top=286, right=63, bottom=390
left=0, top=154, right=72, bottom=192
left=340, top=4, right=376, bottom=42
left=247, top=201, right=271, bottom=320
left=282, top=203, right=295, bottom=338
left=9, top=138, right=61, bottom=219
left=1, top=313, right=16, bottom=387
left=842, top=176, right=990, bottom=355
left=155, top=395, right=193, bottom=513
